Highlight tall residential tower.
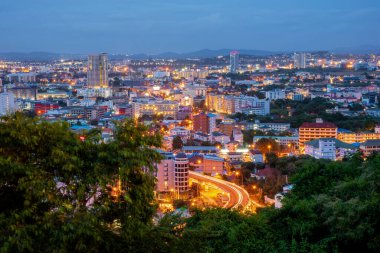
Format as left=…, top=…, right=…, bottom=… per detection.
left=229, top=50, right=239, bottom=73
left=87, top=53, right=109, bottom=88
left=294, top=53, right=306, bottom=69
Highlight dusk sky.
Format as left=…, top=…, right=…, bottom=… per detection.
left=0, top=0, right=379, bottom=54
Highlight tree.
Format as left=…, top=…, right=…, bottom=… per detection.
left=266, top=152, right=278, bottom=167
left=152, top=114, right=164, bottom=122
left=0, top=113, right=163, bottom=252
left=255, top=138, right=280, bottom=154
left=241, top=162, right=256, bottom=171
left=348, top=103, right=364, bottom=111
left=172, top=135, right=183, bottom=150
left=174, top=154, right=380, bottom=253
left=242, top=130, right=265, bottom=145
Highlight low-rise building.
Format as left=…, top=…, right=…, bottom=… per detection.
left=245, top=120, right=290, bottom=132
left=305, top=138, right=356, bottom=161
left=211, top=131, right=230, bottom=145
left=189, top=154, right=225, bottom=175
left=265, top=89, right=285, bottom=101
left=360, top=139, right=380, bottom=157
left=170, top=127, right=190, bottom=141
left=182, top=146, right=219, bottom=155
left=253, top=135, right=298, bottom=148
left=193, top=131, right=211, bottom=142
left=337, top=129, right=380, bottom=144
left=249, top=150, right=264, bottom=163
left=132, top=99, right=179, bottom=119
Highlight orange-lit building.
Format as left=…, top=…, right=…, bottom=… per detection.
left=156, top=152, right=189, bottom=194
left=193, top=112, right=216, bottom=134
left=299, top=119, right=337, bottom=153
left=34, top=102, right=60, bottom=115
left=337, top=131, right=380, bottom=144
left=360, top=140, right=380, bottom=157
left=189, top=154, right=224, bottom=175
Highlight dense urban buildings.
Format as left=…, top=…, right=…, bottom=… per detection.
left=1, top=46, right=380, bottom=253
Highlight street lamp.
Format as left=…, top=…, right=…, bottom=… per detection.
left=235, top=171, right=243, bottom=185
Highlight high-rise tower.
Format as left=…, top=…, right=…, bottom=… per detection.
left=229, top=50, right=239, bottom=73
left=294, top=53, right=306, bottom=69
left=87, top=53, right=109, bottom=88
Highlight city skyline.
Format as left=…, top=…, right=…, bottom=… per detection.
left=0, top=0, right=379, bottom=54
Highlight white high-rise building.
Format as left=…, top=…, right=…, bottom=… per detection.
left=294, top=53, right=306, bottom=69
left=87, top=53, right=109, bottom=88
left=230, top=51, right=239, bottom=73
left=0, top=88, right=17, bottom=115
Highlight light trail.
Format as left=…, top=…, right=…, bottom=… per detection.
left=189, top=171, right=250, bottom=209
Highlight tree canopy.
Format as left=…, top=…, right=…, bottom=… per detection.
left=1, top=113, right=379, bottom=252
left=0, top=113, right=163, bottom=252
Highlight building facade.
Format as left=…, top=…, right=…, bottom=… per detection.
left=305, top=138, right=356, bottom=161
left=360, top=140, right=380, bottom=157
left=230, top=51, right=239, bottom=73
left=206, top=94, right=270, bottom=115
left=0, top=90, right=17, bottom=115
left=265, top=89, right=285, bottom=101
left=299, top=119, right=337, bottom=153
left=246, top=120, right=290, bottom=132
left=132, top=100, right=179, bottom=119
left=193, top=112, right=217, bottom=134
left=337, top=131, right=380, bottom=144
left=294, top=53, right=306, bottom=69
left=87, top=53, right=109, bottom=88
left=156, top=152, right=189, bottom=193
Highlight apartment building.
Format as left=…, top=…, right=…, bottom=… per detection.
left=156, top=152, right=189, bottom=193
left=206, top=94, right=270, bottom=115
left=360, top=140, right=380, bottom=157
left=132, top=99, right=179, bottom=119
left=299, top=118, right=337, bottom=153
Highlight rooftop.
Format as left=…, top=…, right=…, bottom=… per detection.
left=305, top=138, right=356, bottom=149
left=360, top=139, right=380, bottom=146
left=300, top=122, right=337, bottom=129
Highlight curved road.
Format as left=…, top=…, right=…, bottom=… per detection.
left=189, top=171, right=250, bottom=210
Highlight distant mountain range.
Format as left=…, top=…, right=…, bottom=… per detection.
left=332, top=45, right=380, bottom=54
left=128, top=49, right=279, bottom=59
left=0, top=49, right=279, bottom=61
left=1, top=46, right=379, bottom=61
left=0, top=52, right=87, bottom=61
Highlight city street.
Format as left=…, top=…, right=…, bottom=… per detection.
left=189, top=171, right=251, bottom=209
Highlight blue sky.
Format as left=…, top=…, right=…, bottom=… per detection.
left=0, top=0, right=379, bottom=54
